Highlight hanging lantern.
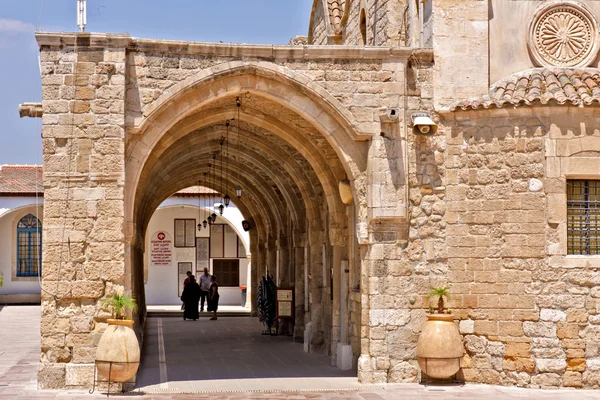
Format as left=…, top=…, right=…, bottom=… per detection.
left=207, top=215, right=213, bottom=225
left=223, top=194, right=231, bottom=207
left=218, top=204, right=224, bottom=215
left=197, top=223, right=202, bottom=231
left=236, top=185, right=243, bottom=199
left=211, top=212, right=217, bottom=222
left=202, top=220, right=208, bottom=229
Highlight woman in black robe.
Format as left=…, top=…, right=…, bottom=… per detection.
left=181, top=275, right=201, bottom=320
left=207, top=275, right=219, bottom=320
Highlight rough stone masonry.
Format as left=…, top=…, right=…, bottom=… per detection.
left=26, top=0, right=600, bottom=391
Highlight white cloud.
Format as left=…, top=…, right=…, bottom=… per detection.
left=0, top=19, right=35, bottom=34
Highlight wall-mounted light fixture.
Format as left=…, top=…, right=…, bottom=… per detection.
left=411, top=112, right=438, bottom=135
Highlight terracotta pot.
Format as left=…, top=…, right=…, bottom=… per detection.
left=95, top=319, right=140, bottom=383
left=416, top=314, right=464, bottom=379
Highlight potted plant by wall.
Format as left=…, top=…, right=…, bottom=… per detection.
left=416, top=286, right=464, bottom=380
left=96, top=292, right=140, bottom=383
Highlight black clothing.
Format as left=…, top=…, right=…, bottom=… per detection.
left=181, top=282, right=201, bottom=320
left=207, top=283, right=219, bottom=312
left=200, top=290, right=208, bottom=311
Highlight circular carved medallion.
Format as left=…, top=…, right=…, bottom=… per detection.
left=528, top=2, right=599, bottom=67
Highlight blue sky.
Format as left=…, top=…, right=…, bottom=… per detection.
left=0, top=1, right=313, bottom=164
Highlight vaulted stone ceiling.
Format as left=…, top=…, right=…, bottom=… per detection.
left=133, top=93, right=348, bottom=244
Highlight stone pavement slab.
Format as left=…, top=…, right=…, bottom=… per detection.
left=2, top=305, right=600, bottom=399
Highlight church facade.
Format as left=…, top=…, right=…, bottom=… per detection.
left=27, top=0, right=600, bottom=390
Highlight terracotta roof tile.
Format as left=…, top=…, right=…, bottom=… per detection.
left=451, top=68, right=600, bottom=111
left=0, top=165, right=43, bottom=195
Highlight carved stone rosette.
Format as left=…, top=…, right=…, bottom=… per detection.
left=528, top=1, right=599, bottom=67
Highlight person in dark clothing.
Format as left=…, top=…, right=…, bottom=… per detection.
left=181, top=275, right=201, bottom=320
left=207, top=275, right=219, bottom=320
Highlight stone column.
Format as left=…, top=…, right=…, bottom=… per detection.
left=37, top=34, right=130, bottom=389
left=249, top=230, right=259, bottom=315
left=307, top=228, right=326, bottom=354
left=293, top=231, right=306, bottom=342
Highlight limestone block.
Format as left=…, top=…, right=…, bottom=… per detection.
left=505, top=343, right=531, bottom=358
left=459, top=319, right=475, bottom=334
left=65, top=363, right=95, bottom=386
left=486, top=341, right=505, bottom=357
left=72, top=347, right=96, bottom=364
left=387, top=361, right=418, bottom=383
left=563, top=371, right=583, bottom=387
left=523, top=322, right=557, bottom=338
left=530, top=373, right=561, bottom=388
left=72, top=188, right=104, bottom=201
left=540, top=309, right=566, bottom=322
left=38, top=363, right=66, bottom=389
left=464, top=335, right=487, bottom=354
left=71, top=316, right=93, bottom=333
left=535, top=359, right=567, bottom=374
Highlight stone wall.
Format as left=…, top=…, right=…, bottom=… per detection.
left=37, top=39, right=128, bottom=389
left=308, top=0, right=408, bottom=47
left=440, top=107, right=600, bottom=389
left=432, top=0, right=489, bottom=109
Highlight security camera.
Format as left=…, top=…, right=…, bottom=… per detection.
left=379, top=108, right=400, bottom=123
left=242, top=220, right=251, bottom=232
left=411, top=113, right=437, bottom=135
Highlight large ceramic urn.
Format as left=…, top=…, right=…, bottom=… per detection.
left=95, top=319, right=140, bottom=382
left=416, top=314, right=464, bottom=379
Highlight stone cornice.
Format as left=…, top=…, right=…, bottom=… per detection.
left=35, top=32, right=433, bottom=61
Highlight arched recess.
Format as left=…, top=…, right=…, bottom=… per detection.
left=126, top=62, right=367, bottom=359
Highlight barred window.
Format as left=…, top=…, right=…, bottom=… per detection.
left=174, top=219, right=196, bottom=248
left=17, top=214, right=42, bottom=277
left=567, top=180, right=600, bottom=255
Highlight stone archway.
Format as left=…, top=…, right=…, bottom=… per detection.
left=126, top=63, right=367, bottom=367
left=36, top=32, right=416, bottom=389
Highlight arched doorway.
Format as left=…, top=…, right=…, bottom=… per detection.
left=125, top=64, right=368, bottom=374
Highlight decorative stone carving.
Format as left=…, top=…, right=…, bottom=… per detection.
left=528, top=1, right=599, bottom=67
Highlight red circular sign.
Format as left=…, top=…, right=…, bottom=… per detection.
left=157, top=232, right=166, bottom=241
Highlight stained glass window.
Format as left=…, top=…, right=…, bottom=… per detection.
left=17, top=214, right=42, bottom=277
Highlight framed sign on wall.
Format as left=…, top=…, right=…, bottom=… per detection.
left=276, top=288, right=294, bottom=319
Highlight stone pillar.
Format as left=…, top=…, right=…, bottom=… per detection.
left=249, top=231, right=259, bottom=315
left=293, top=231, right=306, bottom=342
left=308, top=228, right=326, bottom=354
left=37, top=35, right=129, bottom=389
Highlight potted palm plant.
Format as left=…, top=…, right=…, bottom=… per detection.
left=95, top=292, right=140, bottom=383
left=416, top=286, right=464, bottom=380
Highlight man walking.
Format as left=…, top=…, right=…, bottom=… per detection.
left=199, top=267, right=211, bottom=312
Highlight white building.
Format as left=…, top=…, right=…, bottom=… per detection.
left=144, top=186, right=251, bottom=306
left=0, top=165, right=43, bottom=304
left=0, top=167, right=250, bottom=307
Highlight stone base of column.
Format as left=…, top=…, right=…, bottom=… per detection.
left=335, top=342, right=353, bottom=370
left=303, top=322, right=312, bottom=353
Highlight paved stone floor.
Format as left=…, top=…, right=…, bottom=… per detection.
left=2, top=305, right=600, bottom=399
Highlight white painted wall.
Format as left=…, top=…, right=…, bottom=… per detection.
left=144, top=200, right=250, bottom=306
left=0, top=200, right=44, bottom=300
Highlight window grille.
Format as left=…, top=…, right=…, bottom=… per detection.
left=174, top=219, right=196, bottom=248
left=17, top=214, right=42, bottom=277
left=567, top=180, right=600, bottom=255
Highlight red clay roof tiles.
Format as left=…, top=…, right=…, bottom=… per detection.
left=451, top=68, right=600, bottom=111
